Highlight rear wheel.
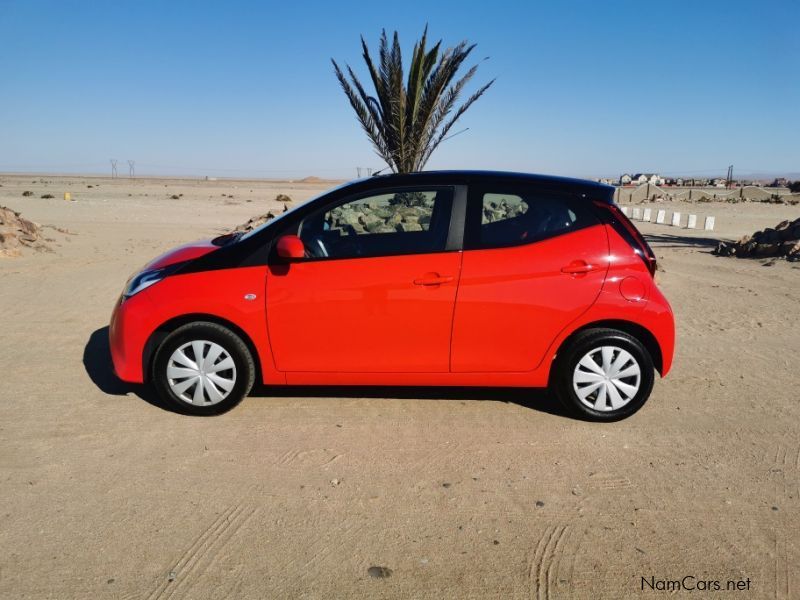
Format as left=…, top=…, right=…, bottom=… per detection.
left=152, top=322, right=255, bottom=415
left=552, top=328, right=654, bottom=421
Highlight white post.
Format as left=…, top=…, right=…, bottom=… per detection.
left=620, top=206, right=629, bottom=217
left=642, top=208, right=652, bottom=222
left=704, top=216, right=715, bottom=231
left=656, top=209, right=666, bottom=224
left=671, top=212, right=681, bottom=227
left=632, top=207, right=641, bottom=220
left=686, top=214, right=697, bottom=229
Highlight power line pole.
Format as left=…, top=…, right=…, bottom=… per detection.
left=128, top=160, right=135, bottom=179
left=726, top=164, right=733, bottom=189
left=110, top=159, right=118, bottom=178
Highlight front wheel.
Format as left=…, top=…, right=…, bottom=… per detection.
left=551, top=328, right=655, bottom=422
left=152, top=322, right=255, bottom=415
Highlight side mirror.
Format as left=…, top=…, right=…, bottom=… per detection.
left=276, top=234, right=305, bottom=259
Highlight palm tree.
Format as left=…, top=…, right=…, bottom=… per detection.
left=332, top=27, right=494, bottom=173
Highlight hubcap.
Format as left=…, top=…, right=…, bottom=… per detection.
left=166, top=340, right=236, bottom=406
left=573, top=346, right=641, bottom=412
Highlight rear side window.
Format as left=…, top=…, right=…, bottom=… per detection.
left=466, top=187, right=596, bottom=249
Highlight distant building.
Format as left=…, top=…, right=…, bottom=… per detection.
left=619, top=173, right=632, bottom=185
left=631, top=173, right=665, bottom=186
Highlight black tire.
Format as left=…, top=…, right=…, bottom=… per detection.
left=551, top=328, right=654, bottom=422
left=152, top=322, right=255, bottom=415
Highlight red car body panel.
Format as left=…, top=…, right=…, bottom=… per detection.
left=109, top=171, right=675, bottom=397
left=450, top=224, right=609, bottom=372
left=110, top=266, right=285, bottom=384
left=143, top=239, right=219, bottom=270
left=265, top=252, right=462, bottom=372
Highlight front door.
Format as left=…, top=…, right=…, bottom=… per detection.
left=266, top=187, right=461, bottom=372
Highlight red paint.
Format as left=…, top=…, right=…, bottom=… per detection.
left=143, top=239, right=218, bottom=270
left=110, top=217, right=674, bottom=390
left=266, top=252, right=461, bottom=372
left=276, top=235, right=305, bottom=259
left=451, top=225, right=609, bottom=372
left=619, top=276, right=647, bottom=302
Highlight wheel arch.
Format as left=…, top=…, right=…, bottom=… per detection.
left=142, top=314, right=263, bottom=384
left=549, top=319, right=664, bottom=385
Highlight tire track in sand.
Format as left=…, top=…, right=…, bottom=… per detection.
left=528, top=524, right=571, bottom=600
left=145, top=503, right=256, bottom=600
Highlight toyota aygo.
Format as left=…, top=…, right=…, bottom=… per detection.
left=110, top=171, right=674, bottom=420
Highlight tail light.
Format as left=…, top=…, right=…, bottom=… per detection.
left=593, top=201, right=657, bottom=277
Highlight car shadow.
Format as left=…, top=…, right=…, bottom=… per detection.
left=250, top=384, right=568, bottom=417
left=83, top=327, right=173, bottom=412
left=84, top=326, right=570, bottom=418
left=644, top=232, right=722, bottom=250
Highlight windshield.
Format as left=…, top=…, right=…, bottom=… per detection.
left=237, top=181, right=354, bottom=242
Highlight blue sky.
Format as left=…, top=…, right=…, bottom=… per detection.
left=1, top=0, right=798, bottom=179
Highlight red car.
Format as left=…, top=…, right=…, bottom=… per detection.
left=110, top=171, right=674, bottom=420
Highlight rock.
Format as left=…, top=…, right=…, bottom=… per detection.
left=367, top=566, right=392, bottom=578
left=275, top=194, right=292, bottom=203
left=0, top=206, right=51, bottom=257
left=232, top=212, right=276, bottom=234
left=759, top=229, right=780, bottom=244
left=753, top=242, right=781, bottom=258
left=359, top=213, right=382, bottom=231
left=787, top=241, right=800, bottom=261
left=714, top=217, right=800, bottom=261
left=715, top=242, right=734, bottom=257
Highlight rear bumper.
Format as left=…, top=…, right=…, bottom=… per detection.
left=109, top=292, right=154, bottom=383
left=644, top=283, right=675, bottom=377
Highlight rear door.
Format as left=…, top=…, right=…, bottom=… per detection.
left=450, top=183, right=608, bottom=372
left=266, top=186, right=464, bottom=373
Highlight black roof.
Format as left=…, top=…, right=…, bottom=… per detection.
left=353, top=170, right=614, bottom=199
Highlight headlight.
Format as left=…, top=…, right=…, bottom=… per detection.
left=123, top=268, right=168, bottom=298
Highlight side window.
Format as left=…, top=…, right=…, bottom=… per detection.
left=470, top=188, right=589, bottom=249
left=296, top=188, right=453, bottom=260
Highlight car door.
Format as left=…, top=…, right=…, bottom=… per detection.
left=266, top=185, right=463, bottom=373
left=450, top=183, right=609, bottom=372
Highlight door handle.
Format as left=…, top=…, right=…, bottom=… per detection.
left=561, top=260, right=599, bottom=275
left=413, top=273, right=454, bottom=286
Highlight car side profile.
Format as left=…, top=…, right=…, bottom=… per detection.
left=109, top=171, right=674, bottom=421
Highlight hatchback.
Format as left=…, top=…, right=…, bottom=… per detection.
left=110, top=171, right=674, bottom=420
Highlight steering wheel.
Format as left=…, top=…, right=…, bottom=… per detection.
left=304, top=236, right=329, bottom=258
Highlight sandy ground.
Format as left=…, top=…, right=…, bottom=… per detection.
left=0, top=174, right=798, bottom=599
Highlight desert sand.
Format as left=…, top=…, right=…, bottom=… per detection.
left=0, top=174, right=798, bottom=599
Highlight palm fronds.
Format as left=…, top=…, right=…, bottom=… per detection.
left=332, top=26, right=494, bottom=173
